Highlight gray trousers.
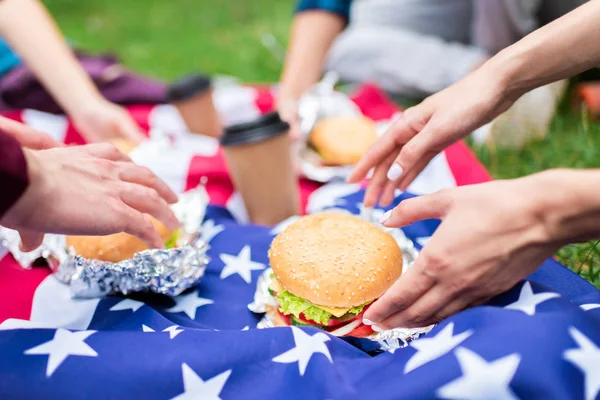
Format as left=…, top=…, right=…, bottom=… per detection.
left=326, top=0, right=586, bottom=97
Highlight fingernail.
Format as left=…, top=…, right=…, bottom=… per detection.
left=372, top=325, right=384, bottom=332
left=379, top=210, right=392, bottom=225
left=386, top=164, right=403, bottom=181
left=362, top=318, right=373, bottom=326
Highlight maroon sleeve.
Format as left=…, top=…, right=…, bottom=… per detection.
left=0, top=130, right=29, bottom=219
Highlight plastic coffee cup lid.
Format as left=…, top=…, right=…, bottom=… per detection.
left=166, top=74, right=212, bottom=102
left=220, top=111, right=290, bottom=147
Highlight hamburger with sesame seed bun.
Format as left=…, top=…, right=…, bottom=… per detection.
left=266, top=212, right=403, bottom=337
left=308, top=116, right=378, bottom=166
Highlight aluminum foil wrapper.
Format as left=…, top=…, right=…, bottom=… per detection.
left=0, top=186, right=210, bottom=299
left=296, top=74, right=401, bottom=183
left=248, top=209, right=433, bottom=353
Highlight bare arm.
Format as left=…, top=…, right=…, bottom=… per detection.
left=0, top=0, right=144, bottom=142
left=350, top=0, right=600, bottom=203
left=0, top=0, right=103, bottom=116
left=495, top=0, right=600, bottom=100
left=278, top=11, right=346, bottom=115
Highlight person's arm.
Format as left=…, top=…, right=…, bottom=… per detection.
left=0, top=0, right=144, bottom=142
left=362, top=168, right=600, bottom=330
left=278, top=7, right=347, bottom=125
left=349, top=0, right=600, bottom=205
left=495, top=0, right=600, bottom=100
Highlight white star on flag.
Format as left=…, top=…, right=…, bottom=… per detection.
left=201, top=220, right=225, bottom=243
left=563, top=327, right=600, bottom=400
left=504, top=281, right=560, bottom=316
left=109, top=298, right=145, bottom=313
left=581, top=304, right=600, bottom=311
left=272, top=326, right=333, bottom=376
left=437, top=347, right=521, bottom=400
left=167, top=291, right=213, bottom=319
left=24, top=329, right=98, bottom=377
left=241, top=326, right=250, bottom=331
left=142, top=325, right=184, bottom=339
left=219, top=245, right=266, bottom=284
left=171, top=363, right=231, bottom=400
left=305, top=183, right=360, bottom=214
left=405, top=322, right=473, bottom=374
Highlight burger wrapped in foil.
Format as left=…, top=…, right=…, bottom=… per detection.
left=249, top=207, right=433, bottom=354
left=295, top=73, right=400, bottom=183
left=0, top=185, right=210, bottom=299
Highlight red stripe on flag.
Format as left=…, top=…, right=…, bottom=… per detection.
left=444, top=142, right=492, bottom=185
left=255, top=89, right=275, bottom=114
left=350, top=83, right=402, bottom=121
left=126, top=105, right=155, bottom=135
left=0, top=256, right=50, bottom=323
left=186, top=151, right=234, bottom=206
left=0, top=110, right=24, bottom=123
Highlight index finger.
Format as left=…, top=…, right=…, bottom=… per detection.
left=363, top=263, right=435, bottom=325
left=123, top=209, right=165, bottom=250
left=347, top=123, right=402, bottom=184
left=349, top=105, right=434, bottom=184
left=118, top=163, right=179, bottom=204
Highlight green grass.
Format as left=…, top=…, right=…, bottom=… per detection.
left=44, top=0, right=600, bottom=288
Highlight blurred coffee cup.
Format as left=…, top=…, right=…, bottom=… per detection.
left=220, top=112, right=300, bottom=225
left=166, top=74, right=222, bottom=138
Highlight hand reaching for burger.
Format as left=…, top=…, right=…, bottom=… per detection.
left=362, top=170, right=600, bottom=330
left=347, top=63, right=517, bottom=207
left=0, top=143, right=179, bottom=251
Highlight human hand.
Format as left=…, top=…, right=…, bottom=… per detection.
left=71, top=98, right=146, bottom=144
left=0, top=143, right=179, bottom=251
left=362, top=176, right=558, bottom=330
left=277, top=95, right=301, bottom=140
left=348, top=63, right=519, bottom=207
left=0, top=115, right=62, bottom=150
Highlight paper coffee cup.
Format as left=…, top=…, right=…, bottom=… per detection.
left=220, top=112, right=300, bottom=225
left=166, top=74, right=222, bottom=138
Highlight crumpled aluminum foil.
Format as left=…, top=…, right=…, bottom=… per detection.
left=0, top=185, right=210, bottom=299
left=248, top=209, right=434, bottom=352
left=295, top=73, right=401, bottom=183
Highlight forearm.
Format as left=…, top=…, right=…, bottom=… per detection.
left=279, top=10, right=346, bottom=100
left=491, top=0, right=600, bottom=100
left=531, top=169, right=600, bottom=245
left=0, top=0, right=103, bottom=115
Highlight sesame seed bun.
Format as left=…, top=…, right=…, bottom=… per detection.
left=268, top=212, right=403, bottom=309
left=309, top=116, right=378, bottom=165
left=66, top=216, right=175, bottom=263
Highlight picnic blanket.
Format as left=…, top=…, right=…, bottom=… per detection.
left=0, top=83, right=599, bottom=399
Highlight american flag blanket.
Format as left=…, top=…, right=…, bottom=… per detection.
left=0, top=83, right=599, bottom=400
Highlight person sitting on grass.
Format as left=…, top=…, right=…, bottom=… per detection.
left=346, top=0, right=600, bottom=331
left=0, top=0, right=168, bottom=143
left=278, top=0, right=585, bottom=148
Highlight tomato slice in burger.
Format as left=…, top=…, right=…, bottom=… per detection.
left=347, top=324, right=374, bottom=338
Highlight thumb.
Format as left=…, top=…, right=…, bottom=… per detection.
left=18, top=230, right=45, bottom=252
